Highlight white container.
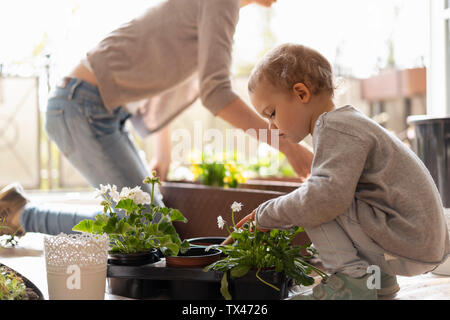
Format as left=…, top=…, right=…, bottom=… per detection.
left=432, top=210, right=450, bottom=276
left=44, top=233, right=110, bottom=300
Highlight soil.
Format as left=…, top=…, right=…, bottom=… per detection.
left=0, top=264, right=41, bottom=300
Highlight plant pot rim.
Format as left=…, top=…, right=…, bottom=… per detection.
left=174, top=247, right=221, bottom=258
left=108, top=249, right=158, bottom=256
left=165, top=247, right=222, bottom=268
left=108, top=249, right=160, bottom=266
left=187, top=236, right=227, bottom=244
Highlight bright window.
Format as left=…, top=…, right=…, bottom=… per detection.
left=429, top=0, right=450, bottom=115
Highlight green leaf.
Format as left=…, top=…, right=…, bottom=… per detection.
left=116, top=220, right=131, bottom=234
left=180, top=240, right=190, bottom=253
left=115, top=198, right=138, bottom=213
left=158, top=207, right=170, bottom=215
left=103, top=215, right=119, bottom=234
left=168, top=209, right=187, bottom=223
left=164, top=243, right=181, bottom=256
left=72, top=219, right=94, bottom=233
left=157, top=222, right=176, bottom=236
left=220, top=273, right=232, bottom=300
left=230, top=265, right=251, bottom=278
left=144, top=213, right=153, bottom=222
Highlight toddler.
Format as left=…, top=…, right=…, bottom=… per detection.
left=243, top=43, right=450, bottom=300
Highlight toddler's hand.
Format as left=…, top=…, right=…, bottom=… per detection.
left=221, top=210, right=270, bottom=245
left=235, top=209, right=270, bottom=232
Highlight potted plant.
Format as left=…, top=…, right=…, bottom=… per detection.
left=72, top=172, right=190, bottom=264
left=72, top=172, right=190, bottom=299
left=0, top=263, right=44, bottom=300
left=204, top=202, right=328, bottom=300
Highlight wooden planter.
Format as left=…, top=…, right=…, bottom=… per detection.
left=239, top=178, right=302, bottom=193
left=159, top=181, right=310, bottom=247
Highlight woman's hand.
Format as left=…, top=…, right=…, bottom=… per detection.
left=280, top=140, right=314, bottom=182
left=148, top=157, right=170, bottom=182
left=221, top=209, right=270, bottom=245
left=149, top=125, right=171, bottom=181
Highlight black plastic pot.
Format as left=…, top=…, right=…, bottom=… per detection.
left=187, top=237, right=227, bottom=247
left=228, top=269, right=289, bottom=300
left=107, top=277, right=167, bottom=300
left=108, top=249, right=160, bottom=266
left=164, top=247, right=224, bottom=300
left=107, top=249, right=164, bottom=299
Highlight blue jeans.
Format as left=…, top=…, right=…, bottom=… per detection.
left=20, top=77, right=164, bottom=235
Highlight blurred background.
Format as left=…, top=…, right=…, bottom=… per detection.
left=0, top=0, right=441, bottom=191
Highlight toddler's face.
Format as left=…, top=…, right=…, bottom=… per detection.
left=250, top=80, right=312, bottom=144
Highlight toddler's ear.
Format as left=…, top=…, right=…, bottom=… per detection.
left=293, top=83, right=311, bottom=103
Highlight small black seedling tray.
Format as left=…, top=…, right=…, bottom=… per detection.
left=107, top=259, right=290, bottom=300
left=107, top=259, right=224, bottom=300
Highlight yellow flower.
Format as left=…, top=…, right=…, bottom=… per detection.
left=236, top=174, right=247, bottom=184
left=223, top=176, right=232, bottom=184
left=191, top=164, right=203, bottom=179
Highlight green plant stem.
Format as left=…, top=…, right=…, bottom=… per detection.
left=151, top=182, right=155, bottom=206
left=296, top=258, right=329, bottom=280
left=231, top=210, right=236, bottom=228
left=255, top=268, right=279, bottom=291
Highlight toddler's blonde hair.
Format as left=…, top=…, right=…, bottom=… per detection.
left=248, top=43, right=335, bottom=97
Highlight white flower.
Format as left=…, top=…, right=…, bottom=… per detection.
left=130, top=189, right=151, bottom=205
left=217, top=216, right=226, bottom=229
left=120, top=187, right=131, bottom=199
left=93, top=184, right=110, bottom=198
left=106, top=185, right=119, bottom=203
left=141, top=192, right=151, bottom=205
left=231, top=201, right=243, bottom=212
left=110, top=189, right=121, bottom=203
left=139, top=192, right=152, bottom=205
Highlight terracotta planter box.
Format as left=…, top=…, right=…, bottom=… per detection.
left=159, top=182, right=310, bottom=247
left=239, top=179, right=302, bottom=193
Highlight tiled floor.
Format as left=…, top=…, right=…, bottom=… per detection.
left=1, top=190, right=449, bottom=300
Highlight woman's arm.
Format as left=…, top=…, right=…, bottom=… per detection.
left=148, top=125, right=171, bottom=181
